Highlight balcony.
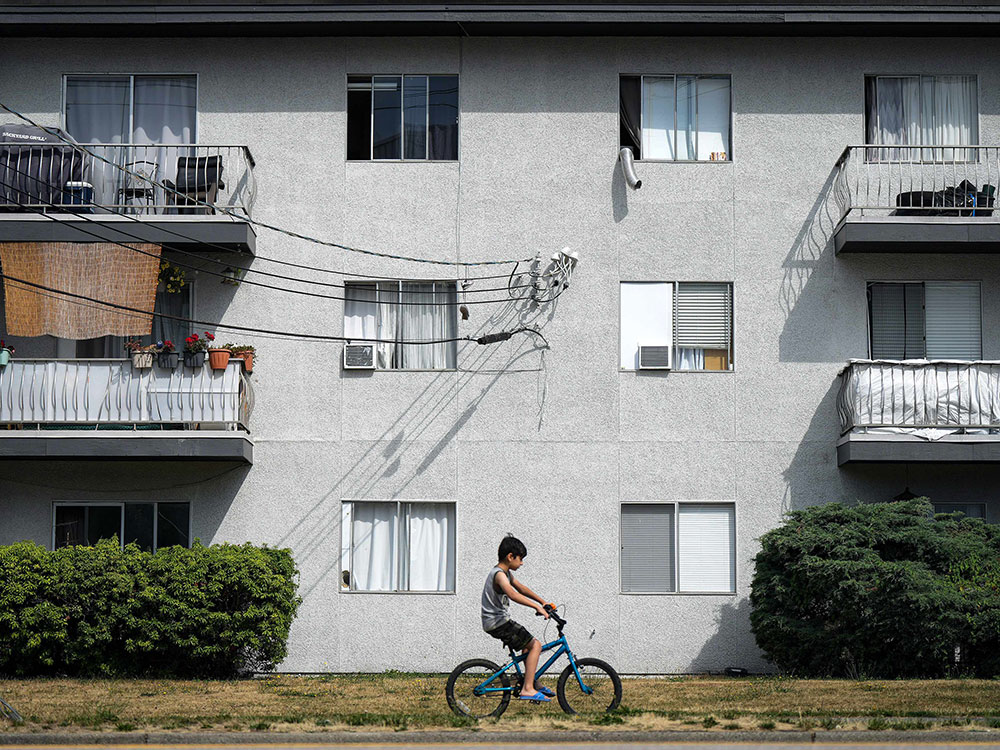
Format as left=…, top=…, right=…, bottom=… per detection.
left=0, top=144, right=256, bottom=254
left=0, top=359, right=253, bottom=463
left=833, top=145, right=1000, bottom=254
left=837, top=359, right=1000, bottom=464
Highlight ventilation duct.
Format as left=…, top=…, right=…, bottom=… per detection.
left=619, top=147, right=642, bottom=190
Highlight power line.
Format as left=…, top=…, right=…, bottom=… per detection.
left=0, top=269, right=548, bottom=348
left=0, top=178, right=558, bottom=306
left=0, top=101, right=534, bottom=268
left=0, top=160, right=547, bottom=294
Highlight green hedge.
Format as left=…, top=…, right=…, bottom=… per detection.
left=0, top=539, right=301, bottom=677
left=750, top=499, right=1000, bottom=678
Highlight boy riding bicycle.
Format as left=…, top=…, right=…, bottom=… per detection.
left=482, top=535, right=555, bottom=702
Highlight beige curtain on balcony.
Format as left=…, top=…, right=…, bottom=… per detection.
left=0, top=241, right=161, bottom=338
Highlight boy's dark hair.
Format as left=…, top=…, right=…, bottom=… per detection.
left=498, top=534, right=527, bottom=561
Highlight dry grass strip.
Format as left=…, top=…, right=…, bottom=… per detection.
left=1, top=675, right=1000, bottom=734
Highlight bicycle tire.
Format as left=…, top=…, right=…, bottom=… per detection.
left=446, top=658, right=511, bottom=719
left=556, top=657, right=622, bottom=715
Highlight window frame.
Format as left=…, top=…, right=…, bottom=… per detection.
left=865, top=279, right=983, bottom=360
left=863, top=73, right=980, bottom=163
left=618, top=280, right=735, bottom=373
left=60, top=73, right=200, bottom=141
left=619, top=73, right=734, bottom=163
left=340, top=499, right=457, bottom=595
left=619, top=501, right=737, bottom=595
left=51, top=501, right=192, bottom=551
left=933, top=502, right=988, bottom=520
left=343, top=279, right=459, bottom=371
left=346, top=73, right=460, bottom=162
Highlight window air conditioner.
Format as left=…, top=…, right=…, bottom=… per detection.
left=343, top=343, right=375, bottom=370
left=638, top=345, right=672, bottom=370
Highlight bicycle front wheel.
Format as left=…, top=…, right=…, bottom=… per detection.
left=556, top=657, right=622, bottom=715
left=446, top=659, right=511, bottom=719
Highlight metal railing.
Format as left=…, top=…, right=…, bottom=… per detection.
left=834, top=145, right=1000, bottom=222
left=837, top=360, right=1000, bottom=435
left=0, top=359, right=253, bottom=431
left=0, top=143, right=256, bottom=217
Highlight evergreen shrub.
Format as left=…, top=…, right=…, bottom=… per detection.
left=0, top=539, right=300, bottom=677
left=750, top=498, right=1000, bottom=678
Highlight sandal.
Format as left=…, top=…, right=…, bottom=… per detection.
left=537, top=685, right=555, bottom=697
left=517, top=690, right=551, bottom=702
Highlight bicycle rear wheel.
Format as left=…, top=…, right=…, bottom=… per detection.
left=446, top=659, right=511, bottom=719
left=556, top=657, right=622, bottom=715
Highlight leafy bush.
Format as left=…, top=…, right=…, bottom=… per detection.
left=0, top=539, right=300, bottom=677
left=750, top=499, right=1000, bottom=678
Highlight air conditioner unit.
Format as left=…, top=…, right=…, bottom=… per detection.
left=638, top=345, right=672, bottom=370
left=343, top=343, right=375, bottom=370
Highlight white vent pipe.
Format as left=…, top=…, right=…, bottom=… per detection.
left=619, top=147, right=642, bottom=190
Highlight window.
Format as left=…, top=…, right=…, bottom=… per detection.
left=933, top=502, right=987, bottom=519
left=865, top=75, right=978, bottom=161
left=347, top=75, right=459, bottom=161
left=619, top=281, right=733, bottom=371
left=868, top=281, right=981, bottom=360
left=344, top=281, right=458, bottom=369
left=621, top=503, right=736, bottom=593
left=53, top=502, right=190, bottom=551
left=620, top=75, right=731, bottom=161
left=340, top=501, right=456, bottom=592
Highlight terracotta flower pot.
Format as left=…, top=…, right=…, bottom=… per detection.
left=130, top=351, right=154, bottom=369
left=183, top=351, right=206, bottom=368
left=208, top=348, right=232, bottom=370
left=235, top=351, right=254, bottom=373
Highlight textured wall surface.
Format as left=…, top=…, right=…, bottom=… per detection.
left=1, top=35, right=999, bottom=673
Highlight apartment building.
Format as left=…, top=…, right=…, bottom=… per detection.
left=0, top=1, right=998, bottom=674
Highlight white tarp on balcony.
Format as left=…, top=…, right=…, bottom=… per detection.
left=837, top=359, right=1000, bottom=440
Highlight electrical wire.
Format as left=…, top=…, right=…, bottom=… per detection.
left=0, top=268, right=549, bottom=348
left=0, top=177, right=540, bottom=307
left=0, top=160, right=546, bottom=294
left=0, top=101, right=533, bottom=267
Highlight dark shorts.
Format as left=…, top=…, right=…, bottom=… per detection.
left=486, top=619, right=534, bottom=651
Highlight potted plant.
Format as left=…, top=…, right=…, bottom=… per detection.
left=0, top=340, right=14, bottom=367
left=204, top=332, right=231, bottom=370
left=225, top=343, right=256, bottom=373
left=183, top=332, right=210, bottom=367
left=156, top=339, right=179, bottom=369
left=124, top=338, right=156, bottom=369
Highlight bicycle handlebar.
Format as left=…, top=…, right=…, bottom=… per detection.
left=536, top=603, right=567, bottom=629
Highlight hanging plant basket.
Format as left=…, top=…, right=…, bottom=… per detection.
left=183, top=351, right=206, bottom=368
left=208, top=348, right=232, bottom=370
left=131, top=351, right=154, bottom=369
left=157, top=351, right=180, bottom=369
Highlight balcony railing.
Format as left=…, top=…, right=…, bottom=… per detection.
left=0, top=143, right=256, bottom=217
left=834, top=145, right=1000, bottom=222
left=0, top=359, right=253, bottom=431
left=837, top=359, right=1000, bottom=435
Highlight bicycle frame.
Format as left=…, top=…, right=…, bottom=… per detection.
left=473, top=632, right=593, bottom=697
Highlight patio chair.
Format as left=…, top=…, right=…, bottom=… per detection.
left=116, top=159, right=157, bottom=214
left=164, top=155, right=225, bottom=214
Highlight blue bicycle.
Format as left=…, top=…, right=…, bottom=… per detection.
left=446, top=607, right=622, bottom=718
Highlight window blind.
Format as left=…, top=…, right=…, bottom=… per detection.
left=677, top=504, right=735, bottom=593
left=621, top=504, right=675, bottom=593
left=869, top=282, right=924, bottom=359
left=924, top=281, right=981, bottom=360
left=674, top=282, right=732, bottom=349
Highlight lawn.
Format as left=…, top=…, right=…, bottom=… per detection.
left=1, top=675, right=1000, bottom=734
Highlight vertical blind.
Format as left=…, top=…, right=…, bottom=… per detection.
left=621, top=504, right=675, bottom=593
left=674, top=282, right=732, bottom=349
left=868, top=281, right=980, bottom=360
left=924, top=282, right=982, bottom=359
left=677, top=504, right=736, bottom=593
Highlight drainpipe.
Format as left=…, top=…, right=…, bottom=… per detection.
left=619, top=147, right=642, bottom=190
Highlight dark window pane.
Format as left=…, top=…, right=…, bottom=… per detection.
left=54, top=506, right=85, bottom=548
left=87, top=506, right=122, bottom=546
left=347, top=76, right=373, bottom=161
left=403, top=76, right=428, bottom=159
left=619, top=75, right=641, bottom=159
left=124, top=503, right=155, bottom=551
left=428, top=76, right=458, bottom=160
left=372, top=76, right=401, bottom=159
left=157, top=503, right=190, bottom=549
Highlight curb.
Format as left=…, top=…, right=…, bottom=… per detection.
left=1, top=729, right=999, bottom=745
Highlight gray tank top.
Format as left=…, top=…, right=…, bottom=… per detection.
left=481, top=565, right=513, bottom=631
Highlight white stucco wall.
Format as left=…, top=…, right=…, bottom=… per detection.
left=1, top=34, right=999, bottom=673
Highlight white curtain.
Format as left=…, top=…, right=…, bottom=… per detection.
left=871, top=76, right=976, bottom=160
left=376, top=281, right=398, bottom=368
left=642, top=76, right=675, bottom=160
left=675, top=348, right=705, bottom=371
left=350, top=503, right=397, bottom=592
left=406, top=503, right=455, bottom=591
left=132, top=76, right=197, bottom=195
left=344, top=284, right=377, bottom=339
left=675, top=76, right=696, bottom=160
left=695, top=77, right=731, bottom=160
left=932, top=76, right=977, bottom=161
